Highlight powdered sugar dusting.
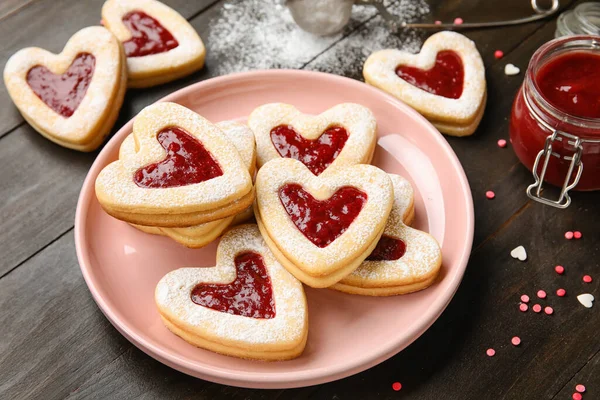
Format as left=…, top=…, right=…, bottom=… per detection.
left=305, top=0, right=430, bottom=76
left=339, top=174, right=442, bottom=286
left=255, top=158, right=393, bottom=273
left=205, top=0, right=407, bottom=75
left=363, top=30, right=486, bottom=123
left=248, top=103, right=376, bottom=171
left=155, top=225, right=307, bottom=347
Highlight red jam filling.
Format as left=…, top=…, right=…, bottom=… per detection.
left=270, top=125, right=349, bottom=175
left=122, top=11, right=179, bottom=57
left=395, top=50, right=464, bottom=99
left=536, top=52, right=600, bottom=119
left=191, top=251, right=275, bottom=319
left=134, top=127, right=223, bottom=188
left=278, top=183, right=367, bottom=248
left=26, top=53, right=95, bottom=118
left=510, top=50, right=600, bottom=191
left=367, top=236, right=406, bottom=261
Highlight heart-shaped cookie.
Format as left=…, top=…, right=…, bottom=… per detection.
left=95, top=102, right=254, bottom=227
left=248, top=103, right=377, bottom=175
left=155, top=224, right=308, bottom=360
left=3, top=26, right=127, bottom=151
left=363, top=31, right=486, bottom=137
left=255, top=158, right=393, bottom=288
left=332, top=174, right=442, bottom=296
left=119, top=120, right=256, bottom=247
left=102, top=0, right=205, bottom=88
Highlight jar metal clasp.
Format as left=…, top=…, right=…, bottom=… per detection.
left=526, top=130, right=583, bottom=208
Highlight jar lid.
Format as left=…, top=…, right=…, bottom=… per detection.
left=556, top=2, right=600, bottom=37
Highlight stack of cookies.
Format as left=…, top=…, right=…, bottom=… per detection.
left=95, top=102, right=254, bottom=244
left=92, top=100, right=443, bottom=360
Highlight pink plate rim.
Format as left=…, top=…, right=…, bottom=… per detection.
left=74, top=69, right=474, bottom=388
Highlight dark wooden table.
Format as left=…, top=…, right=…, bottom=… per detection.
left=1, top=0, right=599, bottom=399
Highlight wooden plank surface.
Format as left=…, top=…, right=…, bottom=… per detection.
left=1, top=0, right=598, bottom=399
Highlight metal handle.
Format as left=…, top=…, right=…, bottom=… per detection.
left=526, top=130, right=583, bottom=209
left=358, top=0, right=560, bottom=30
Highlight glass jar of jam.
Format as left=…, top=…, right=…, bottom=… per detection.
left=509, top=35, right=600, bottom=208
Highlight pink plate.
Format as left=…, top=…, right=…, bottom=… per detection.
left=75, top=70, right=473, bottom=389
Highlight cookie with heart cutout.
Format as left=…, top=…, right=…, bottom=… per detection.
left=95, top=102, right=254, bottom=227
left=119, top=120, right=256, bottom=248
left=331, top=174, right=442, bottom=296
left=155, top=224, right=308, bottom=361
left=102, top=0, right=205, bottom=88
left=248, top=103, right=377, bottom=175
left=255, top=158, right=393, bottom=288
left=363, top=31, right=486, bottom=137
left=3, top=26, right=127, bottom=151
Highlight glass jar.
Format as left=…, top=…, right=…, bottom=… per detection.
left=555, top=2, right=600, bottom=37
left=509, top=35, right=600, bottom=208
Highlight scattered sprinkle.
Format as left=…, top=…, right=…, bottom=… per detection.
left=544, top=306, right=554, bottom=315
left=519, top=303, right=528, bottom=312
left=486, top=190, right=495, bottom=199
left=556, top=288, right=566, bottom=297
left=576, top=384, right=586, bottom=393
left=573, top=393, right=582, bottom=400
left=537, top=290, right=547, bottom=299
left=392, top=382, right=402, bottom=391
left=504, top=63, right=520, bottom=75
left=555, top=265, right=565, bottom=274
left=454, top=17, right=464, bottom=24
left=577, top=293, right=594, bottom=308
left=486, top=348, right=495, bottom=357
left=497, top=139, right=507, bottom=148
left=494, top=50, right=504, bottom=59
left=574, top=231, right=582, bottom=239
left=510, top=245, right=527, bottom=261
left=511, top=336, right=521, bottom=346
left=532, top=304, right=542, bottom=313
left=565, top=231, right=574, bottom=240
left=521, top=294, right=530, bottom=303
left=434, top=20, right=442, bottom=25
left=583, top=275, right=593, bottom=283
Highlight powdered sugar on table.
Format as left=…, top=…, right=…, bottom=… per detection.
left=207, top=0, right=430, bottom=76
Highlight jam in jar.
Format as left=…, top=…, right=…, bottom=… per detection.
left=510, top=35, right=600, bottom=207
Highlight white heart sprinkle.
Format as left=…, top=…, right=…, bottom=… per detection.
left=504, top=64, right=520, bottom=76
left=510, top=245, right=527, bottom=261
left=577, top=293, right=594, bottom=308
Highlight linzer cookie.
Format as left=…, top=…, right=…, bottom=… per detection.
left=155, top=224, right=308, bottom=361
left=255, top=158, right=393, bottom=288
left=95, top=102, right=254, bottom=227
left=332, top=174, right=442, bottom=296
left=248, top=103, right=377, bottom=175
left=102, top=0, right=205, bottom=88
left=119, top=120, right=256, bottom=248
left=363, top=31, right=486, bottom=137
left=3, top=26, right=126, bottom=151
